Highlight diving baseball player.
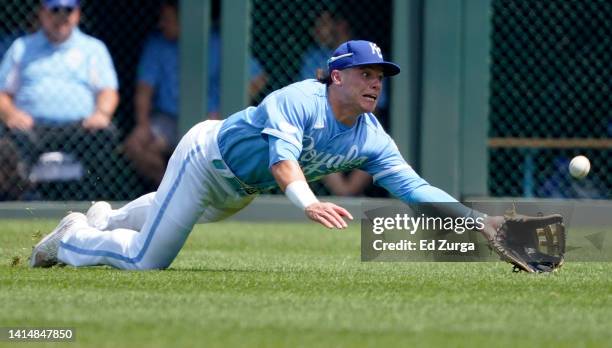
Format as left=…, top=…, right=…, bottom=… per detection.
left=30, top=40, right=526, bottom=270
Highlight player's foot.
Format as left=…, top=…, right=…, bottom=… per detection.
left=30, top=212, right=87, bottom=268
left=86, top=201, right=112, bottom=230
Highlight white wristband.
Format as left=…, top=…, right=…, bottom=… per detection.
left=285, top=181, right=319, bottom=211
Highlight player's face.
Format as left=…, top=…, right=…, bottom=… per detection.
left=339, top=66, right=384, bottom=114
left=39, top=6, right=80, bottom=43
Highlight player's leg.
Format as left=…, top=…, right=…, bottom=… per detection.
left=56, top=122, right=211, bottom=269
left=58, top=175, right=206, bottom=269
left=87, top=181, right=256, bottom=232
left=54, top=120, right=254, bottom=270
left=58, top=156, right=254, bottom=269
left=87, top=192, right=156, bottom=231
left=87, top=114, right=179, bottom=231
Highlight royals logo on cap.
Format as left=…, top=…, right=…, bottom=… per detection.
left=327, top=40, right=401, bottom=77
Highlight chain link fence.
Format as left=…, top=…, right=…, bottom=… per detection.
left=489, top=0, right=612, bottom=199
left=7, top=0, right=605, bottom=202
left=0, top=0, right=393, bottom=201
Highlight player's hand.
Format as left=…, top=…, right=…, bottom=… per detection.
left=305, top=202, right=353, bottom=229
left=4, top=109, right=34, bottom=130
left=82, top=110, right=111, bottom=130
left=480, top=215, right=505, bottom=242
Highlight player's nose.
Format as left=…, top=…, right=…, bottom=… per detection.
left=371, top=79, right=382, bottom=91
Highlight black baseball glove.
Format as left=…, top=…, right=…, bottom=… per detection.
left=488, top=212, right=566, bottom=273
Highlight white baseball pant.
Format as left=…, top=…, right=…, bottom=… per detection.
left=58, top=120, right=256, bottom=269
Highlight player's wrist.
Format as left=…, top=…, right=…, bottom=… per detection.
left=285, top=180, right=319, bottom=211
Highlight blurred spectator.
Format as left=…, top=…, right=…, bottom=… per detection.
left=0, top=0, right=119, bottom=199
left=124, top=0, right=267, bottom=187
left=299, top=9, right=388, bottom=117
left=299, top=10, right=351, bottom=81
left=208, top=26, right=268, bottom=119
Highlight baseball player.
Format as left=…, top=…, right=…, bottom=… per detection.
left=30, top=40, right=500, bottom=270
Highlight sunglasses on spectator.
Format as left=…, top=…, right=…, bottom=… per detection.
left=49, top=6, right=76, bottom=15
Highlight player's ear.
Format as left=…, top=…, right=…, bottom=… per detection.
left=330, top=70, right=342, bottom=85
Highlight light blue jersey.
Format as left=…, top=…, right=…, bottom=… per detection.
left=217, top=79, right=456, bottom=204
left=0, top=28, right=118, bottom=123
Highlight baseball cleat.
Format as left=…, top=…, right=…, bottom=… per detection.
left=86, top=201, right=112, bottom=230
left=30, top=212, right=87, bottom=268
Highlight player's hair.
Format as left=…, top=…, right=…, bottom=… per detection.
left=316, top=68, right=332, bottom=86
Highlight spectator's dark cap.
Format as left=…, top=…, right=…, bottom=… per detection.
left=43, top=0, right=80, bottom=8
left=327, top=40, right=400, bottom=77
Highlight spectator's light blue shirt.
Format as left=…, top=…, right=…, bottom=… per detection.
left=0, top=28, right=118, bottom=123
left=138, top=30, right=264, bottom=117
left=137, top=33, right=179, bottom=116
left=217, top=79, right=432, bottom=204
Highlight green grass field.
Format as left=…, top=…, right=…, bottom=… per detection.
left=1, top=219, right=612, bottom=347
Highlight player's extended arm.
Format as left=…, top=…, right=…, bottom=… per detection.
left=271, top=160, right=353, bottom=229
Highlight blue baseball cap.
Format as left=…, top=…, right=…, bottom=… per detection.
left=327, top=40, right=400, bottom=77
left=43, top=0, right=80, bottom=8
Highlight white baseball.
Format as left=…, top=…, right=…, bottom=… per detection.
left=569, top=155, right=590, bottom=179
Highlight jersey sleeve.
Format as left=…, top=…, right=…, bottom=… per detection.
left=0, top=38, right=22, bottom=93
left=362, top=134, right=437, bottom=203
left=259, top=86, right=312, bottom=167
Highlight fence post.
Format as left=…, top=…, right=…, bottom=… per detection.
left=461, top=0, right=491, bottom=198
left=391, top=0, right=423, bottom=168
left=221, top=0, right=250, bottom=118
left=179, top=0, right=211, bottom=135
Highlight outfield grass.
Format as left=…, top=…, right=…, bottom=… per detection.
left=1, top=219, right=612, bottom=347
